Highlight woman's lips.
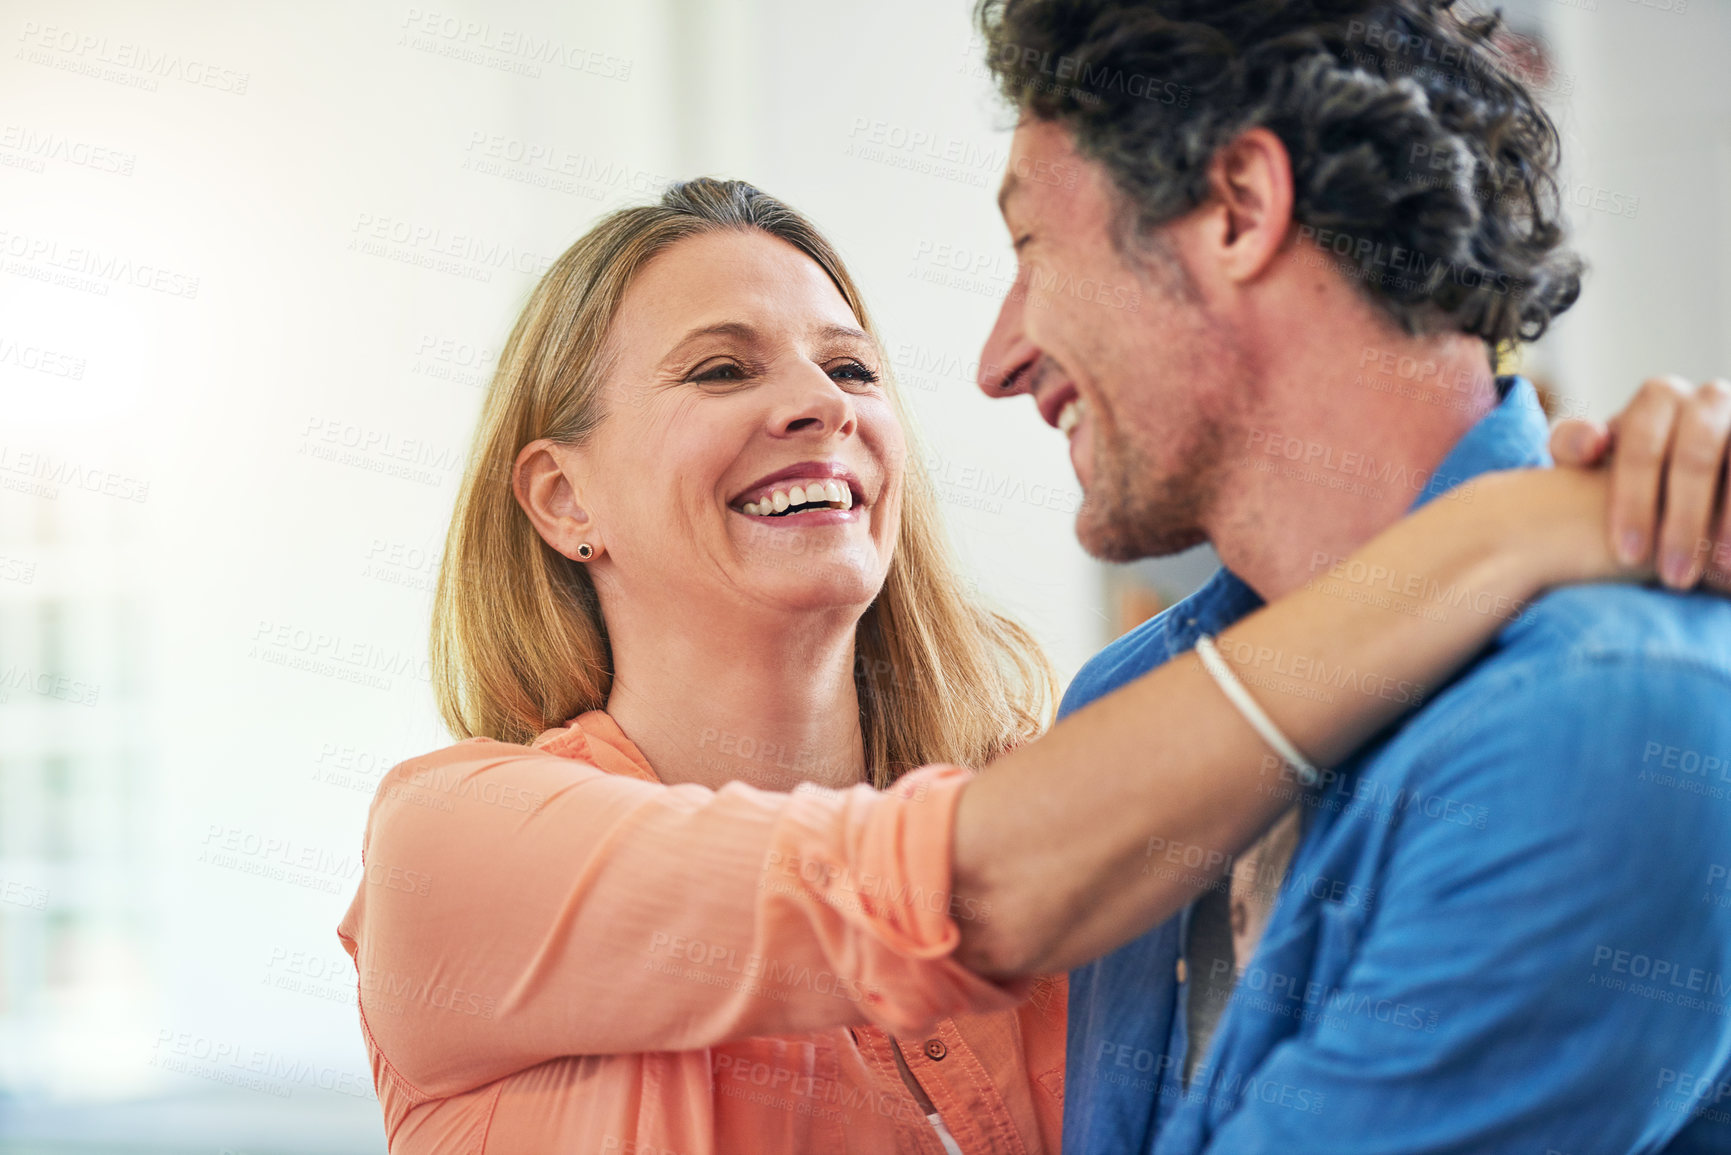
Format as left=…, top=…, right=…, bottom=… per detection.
left=729, top=462, right=866, bottom=509
left=732, top=504, right=863, bottom=528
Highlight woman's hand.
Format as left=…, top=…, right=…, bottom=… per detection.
left=1452, top=466, right=1642, bottom=594
left=1550, top=376, right=1731, bottom=590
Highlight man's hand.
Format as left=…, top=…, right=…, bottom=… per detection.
left=1550, top=376, right=1731, bottom=591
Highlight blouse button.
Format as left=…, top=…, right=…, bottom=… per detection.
left=924, top=1039, right=947, bottom=1061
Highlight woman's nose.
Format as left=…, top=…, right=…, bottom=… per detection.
left=772, top=368, right=857, bottom=438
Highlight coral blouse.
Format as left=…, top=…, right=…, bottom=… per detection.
left=336, top=710, right=1066, bottom=1153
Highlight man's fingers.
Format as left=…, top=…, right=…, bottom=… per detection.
left=1550, top=418, right=1610, bottom=466
left=1609, top=376, right=1692, bottom=567
left=1656, top=380, right=1731, bottom=587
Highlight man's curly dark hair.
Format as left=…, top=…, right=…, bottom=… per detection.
left=977, top=0, right=1583, bottom=345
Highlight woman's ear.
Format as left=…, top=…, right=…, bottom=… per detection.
left=513, top=439, right=603, bottom=562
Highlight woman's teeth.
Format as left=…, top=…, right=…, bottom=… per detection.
left=741, top=480, right=853, bottom=518
left=1057, top=397, right=1087, bottom=437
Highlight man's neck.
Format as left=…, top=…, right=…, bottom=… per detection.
left=599, top=593, right=868, bottom=792
left=1207, top=325, right=1500, bottom=602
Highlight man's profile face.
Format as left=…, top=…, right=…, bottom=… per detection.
left=978, top=120, right=1246, bottom=562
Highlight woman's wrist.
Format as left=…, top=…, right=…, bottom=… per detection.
left=1438, top=467, right=1634, bottom=598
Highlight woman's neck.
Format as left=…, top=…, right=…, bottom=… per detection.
left=601, top=601, right=868, bottom=792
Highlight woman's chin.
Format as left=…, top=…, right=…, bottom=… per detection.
left=747, top=564, right=884, bottom=617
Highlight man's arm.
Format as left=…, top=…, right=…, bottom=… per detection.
left=1205, top=641, right=1731, bottom=1154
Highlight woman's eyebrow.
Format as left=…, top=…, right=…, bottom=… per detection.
left=817, top=323, right=872, bottom=345
left=661, top=321, right=871, bottom=364
left=668, top=320, right=759, bottom=348
left=657, top=322, right=762, bottom=370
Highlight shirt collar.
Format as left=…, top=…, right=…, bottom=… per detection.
left=1411, top=375, right=1552, bottom=510
left=1167, top=376, right=1551, bottom=651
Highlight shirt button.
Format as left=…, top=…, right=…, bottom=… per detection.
left=1176, top=958, right=1189, bottom=984
left=924, top=1039, right=947, bottom=1061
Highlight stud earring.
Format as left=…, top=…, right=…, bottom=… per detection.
left=576, top=543, right=595, bottom=560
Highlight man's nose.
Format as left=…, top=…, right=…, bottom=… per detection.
left=977, top=273, right=1038, bottom=398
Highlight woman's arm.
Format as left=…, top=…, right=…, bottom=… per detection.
left=951, top=466, right=1635, bottom=976
left=345, top=743, right=1024, bottom=1096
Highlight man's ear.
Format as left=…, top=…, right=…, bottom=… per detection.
left=1204, top=127, right=1296, bottom=284
left=513, top=439, right=602, bottom=562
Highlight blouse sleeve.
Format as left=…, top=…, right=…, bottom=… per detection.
left=335, top=739, right=1030, bottom=1098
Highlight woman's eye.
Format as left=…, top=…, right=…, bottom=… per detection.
left=691, top=362, right=744, bottom=383
left=829, top=362, right=880, bottom=386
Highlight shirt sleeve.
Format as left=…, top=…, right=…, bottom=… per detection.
left=1201, top=658, right=1731, bottom=1154
left=336, top=740, right=1030, bottom=1099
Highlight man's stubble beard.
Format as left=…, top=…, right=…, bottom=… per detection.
left=1074, top=409, right=1228, bottom=563
left=1071, top=316, right=1243, bottom=563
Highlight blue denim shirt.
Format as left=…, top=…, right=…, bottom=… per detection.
left=1061, top=379, right=1731, bottom=1154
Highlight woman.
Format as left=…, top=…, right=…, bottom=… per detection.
left=337, top=178, right=1729, bottom=1154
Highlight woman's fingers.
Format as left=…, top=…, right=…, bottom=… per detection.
left=1706, top=503, right=1731, bottom=593
left=1654, top=379, right=1731, bottom=588
left=1549, top=418, right=1611, bottom=467
left=1607, top=376, right=1693, bottom=567
left=1710, top=395, right=1731, bottom=592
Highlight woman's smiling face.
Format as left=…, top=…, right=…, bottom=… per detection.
left=568, top=228, right=906, bottom=620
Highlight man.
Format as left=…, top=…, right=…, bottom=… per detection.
left=970, top=1, right=1731, bottom=1151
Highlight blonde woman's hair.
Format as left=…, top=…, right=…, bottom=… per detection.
left=431, top=178, right=1057, bottom=787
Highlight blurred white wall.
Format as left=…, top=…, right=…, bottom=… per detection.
left=0, top=0, right=1100, bottom=1148
left=0, top=1, right=1725, bottom=1151
left=1523, top=0, right=1731, bottom=414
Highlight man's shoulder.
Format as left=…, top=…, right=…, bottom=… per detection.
left=1060, top=610, right=1181, bottom=719
left=1368, top=583, right=1731, bottom=790
left=1472, top=582, right=1731, bottom=695
left=1331, top=587, right=1731, bottom=952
